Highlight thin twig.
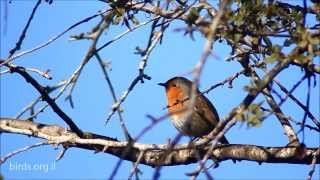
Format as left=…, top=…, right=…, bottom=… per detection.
left=1, top=67, right=51, bottom=79
left=186, top=142, right=214, bottom=180
left=1, top=9, right=110, bottom=66
left=189, top=116, right=237, bottom=179
left=273, top=78, right=320, bottom=128
left=107, top=101, right=173, bottom=180
left=306, top=150, right=319, bottom=180
left=106, top=30, right=163, bottom=122
left=26, top=67, right=52, bottom=79
left=66, top=16, right=160, bottom=111
left=289, top=118, right=320, bottom=132
left=262, top=75, right=307, bottom=122
left=251, top=71, right=300, bottom=145
left=8, top=0, right=41, bottom=58
left=0, top=69, right=10, bottom=75
left=15, top=80, right=67, bottom=119
left=202, top=69, right=245, bottom=93
left=95, top=53, right=132, bottom=141
left=299, top=75, right=312, bottom=143
left=96, top=16, right=161, bottom=52
left=0, top=142, right=48, bottom=164
left=276, top=75, right=307, bottom=107
left=108, top=109, right=183, bottom=179
left=260, top=107, right=320, bottom=132
left=128, top=150, right=145, bottom=180
left=152, top=133, right=184, bottom=180
left=21, top=11, right=118, bottom=117
left=56, top=147, right=68, bottom=161
left=65, top=15, right=112, bottom=108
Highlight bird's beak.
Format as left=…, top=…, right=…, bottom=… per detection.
left=157, top=82, right=166, bottom=87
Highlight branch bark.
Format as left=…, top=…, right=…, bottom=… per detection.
left=1, top=118, right=319, bottom=167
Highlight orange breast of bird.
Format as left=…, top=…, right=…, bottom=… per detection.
left=166, top=86, right=187, bottom=116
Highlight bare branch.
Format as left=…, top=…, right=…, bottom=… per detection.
left=96, top=16, right=161, bottom=52
left=56, top=147, right=68, bottom=161
left=1, top=118, right=319, bottom=166
left=307, top=149, right=319, bottom=180
left=250, top=71, right=300, bottom=145
left=128, top=150, right=145, bottom=180
left=8, top=0, right=42, bottom=58
left=65, top=13, right=113, bottom=107
left=0, top=142, right=48, bottom=164
left=1, top=9, right=110, bottom=66
left=273, top=79, right=320, bottom=128
left=106, top=29, right=163, bottom=122
left=95, top=53, right=132, bottom=141
left=1, top=67, right=52, bottom=79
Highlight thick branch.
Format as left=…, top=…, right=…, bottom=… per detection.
left=1, top=118, right=319, bottom=166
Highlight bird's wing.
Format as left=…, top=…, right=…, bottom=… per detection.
left=194, top=93, right=220, bottom=126
left=194, top=93, right=229, bottom=144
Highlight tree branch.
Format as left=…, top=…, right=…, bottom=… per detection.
left=1, top=118, right=319, bottom=166
left=251, top=71, right=299, bottom=145
left=8, top=0, right=41, bottom=57
left=1, top=9, right=110, bottom=66
left=273, top=79, right=320, bottom=129
left=1, top=142, right=48, bottom=164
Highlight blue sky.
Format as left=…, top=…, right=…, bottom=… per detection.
left=1, top=1, right=319, bottom=179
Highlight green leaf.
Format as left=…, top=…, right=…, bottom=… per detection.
left=234, top=33, right=243, bottom=43
left=265, top=53, right=279, bottom=64
left=186, top=7, right=200, bottom=24
left=246, top=103, right=264, bottom=127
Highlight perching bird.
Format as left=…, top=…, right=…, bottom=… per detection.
left=158, top=77, right=229, bottom=144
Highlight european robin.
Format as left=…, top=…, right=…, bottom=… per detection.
left=158, top=77, right=229, bottom=144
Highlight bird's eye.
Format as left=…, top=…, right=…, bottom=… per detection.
left=172, top=84, right=177, bottom=87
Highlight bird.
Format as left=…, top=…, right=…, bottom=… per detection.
left=158, top=76, right=229, bottom=144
